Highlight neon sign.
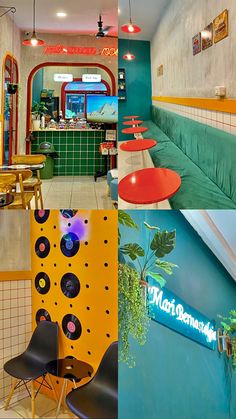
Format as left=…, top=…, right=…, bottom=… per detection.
left=44, top=44, right=118, bottom=57
left=148, top=279, right=217, bottom=350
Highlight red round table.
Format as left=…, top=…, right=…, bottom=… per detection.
left=123, top=120, right=143, bottom=126
left=119, top=168, right=181, bottom=204
left=122, top=127, right=148, bottom=135
left=120, top=139, right=157, bottom=152
left=123, top=115, right=139, bottom=120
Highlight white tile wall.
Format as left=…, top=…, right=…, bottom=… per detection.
left=153, top=101, right=236, bottom=136
left=0, top=280, right=32, bottom=407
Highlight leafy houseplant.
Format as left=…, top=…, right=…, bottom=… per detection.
left=7, top=83, right=18, bottom=94
left=118, top=210, right=177, bottom=367
left=31, top=101, right=48, bottom=120
left=218, top=310, right=236, bottom=369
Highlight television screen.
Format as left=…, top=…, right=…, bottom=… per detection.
left=87, top=96, right=118, bottom=124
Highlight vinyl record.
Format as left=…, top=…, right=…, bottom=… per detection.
left=35, top=272, right=50, bottom=295
left=34, top=210, right=50, bottom=224
left=36, top=309, right=51, bottom=324
left=62, top=314, right=82, bottom=340
left=35, top=236, right=50, bottom=258
left=60, top=232, right=80, bottom=257
left=60, top=210, right=78, bottom=219
left=61, top=273, right=80, bottom=298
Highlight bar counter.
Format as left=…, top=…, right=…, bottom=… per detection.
left=31, top=129, right=106, bottom=176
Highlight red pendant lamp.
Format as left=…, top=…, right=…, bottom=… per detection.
left=22, top=0, right=45, bottom=46
left=121, top=0, right=141, bottom=34
left=123, top=51, right=135, bottom=61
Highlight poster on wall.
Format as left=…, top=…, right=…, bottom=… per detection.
left=192, top=33, right=201, bottom=56
left=201, top=23, right=213, bottom=50
left=213, top=9, right=229, bottom=44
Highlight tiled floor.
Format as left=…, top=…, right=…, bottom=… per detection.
left=118, top=142, right=171, bottom=210
left=0, top=393, right=76, bottom=418
left=32, top=176, right=113, bottom=209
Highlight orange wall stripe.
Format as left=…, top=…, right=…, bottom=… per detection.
left=0, top=271, right=32, bottom=281
left=152, top=96, right=236, bottom=114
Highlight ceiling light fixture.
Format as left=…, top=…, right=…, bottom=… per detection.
left=123, top=51, right=135, bottom=61
left=57, top=12, right=67, bottom=17
left=121, top=0, right=141, bottom=34
left=22, top=0, right=45, bottom=46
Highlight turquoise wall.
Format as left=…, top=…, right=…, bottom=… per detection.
left=32, top=68, right=44, bottom=105
left=119, top=210, right=236, bottom=419
left=118, top=39, right=152, bottom=141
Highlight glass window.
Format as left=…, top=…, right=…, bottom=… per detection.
left=65, top=94, right=85, bottom=119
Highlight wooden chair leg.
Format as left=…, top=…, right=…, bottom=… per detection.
left=31, top=381, right=35, bottom=419
left=34, top=185, right=38, bottom=210
left=39, top=185, right=44, bottom=209
left=4, top=378, right=18, bottom=410
left=47, top=374, right=58, bottom=403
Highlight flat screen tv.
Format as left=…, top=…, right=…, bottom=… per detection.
left=87, top=96, right=118, bottom=124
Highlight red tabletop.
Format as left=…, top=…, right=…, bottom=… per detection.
left=119, top=168, right=181, bottom=204
left=123, top=115, right=139, bottom=119
left=120, top=139, right=157, bottom=152
left=122, top=127, right=148, bottom=135
left=123, top=120, right=143, bottom=126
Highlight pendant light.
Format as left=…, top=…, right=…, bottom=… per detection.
left=121, top=0, right=141, bottom=34
left=22, top=0, right=45, bottom=46
left=123, top=51, right=135, bottom=61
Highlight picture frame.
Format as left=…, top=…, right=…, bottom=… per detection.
left=213, top=9, right=229, bottom=44
left=192, top=33, right=201, bottom=56
left=202, top=23, right=213, bottom=51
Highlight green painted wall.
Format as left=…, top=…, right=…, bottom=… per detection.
left=32, top=68, right=44, bottom=105
left=118, top=39, right=152, bottom=141
left=119, top=210, right=236, bottom=419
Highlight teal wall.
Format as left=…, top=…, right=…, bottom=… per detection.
left=32, top=68, right=44, bottom=105
left=118, top=39, right=152, bottom=141
left=119, top=210, right=236, bottom=419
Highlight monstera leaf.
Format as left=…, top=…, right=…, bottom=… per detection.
left=120, top=243, right=145, bottom=261
left=118, top=211, right=138, bottom=229
left=155, top=259, right=178, bottom=275
left=147, top=272, right=166, bottom=288
left=150, top=230, right=176, bottom=258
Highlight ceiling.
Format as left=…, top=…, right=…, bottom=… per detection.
left=0, top=0, right=118, bottom=36
left=182, top=211, right=236, bottom=282
left=118, top=0, right=172, bottom=41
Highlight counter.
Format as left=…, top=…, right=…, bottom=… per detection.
left=31, top=129, right=106, bottom=176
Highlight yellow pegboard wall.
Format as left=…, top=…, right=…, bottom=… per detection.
left=31, top=209, right=118, bottom=400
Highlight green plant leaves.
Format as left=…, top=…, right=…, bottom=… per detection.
left=150, top=230, right=176, bottom=258
left=147, top=272, right=166, bottom=288
left=155, top=259, right=178, bottom=275
left=118, top=211, right=138, bottom=229
left=120, top=243, right=145, bottom=261
left=144, top=221, right=160, bottom=231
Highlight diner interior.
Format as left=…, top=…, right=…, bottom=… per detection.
left=0, top=210, right=118, bottom=418
left=118, top=0, right=236, bottom=210
left=0, top=0, right=118, bottom=210
left=119, top=209, right=236, bottom=419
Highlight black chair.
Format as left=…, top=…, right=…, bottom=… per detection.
left=66, top=341, right=118, bottom=419
left=4, top=321, right=58, bottom=419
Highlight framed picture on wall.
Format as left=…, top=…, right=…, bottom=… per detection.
left=192, top=33, right=201, bottom=55
left=201, top=23, right=213, bottom=50
left=213, top=9, right=229, bottom=44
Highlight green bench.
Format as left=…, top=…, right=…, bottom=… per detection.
left=142, top=106, right=236, bottom=209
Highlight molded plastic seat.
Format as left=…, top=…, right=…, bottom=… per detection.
left=66, top=342, right=118, bottom=419
left=4, top=321, right=58, bottom=380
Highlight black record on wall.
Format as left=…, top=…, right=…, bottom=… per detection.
left=35, top=272, right=50, bottom=295
left=61, top=273, right=80, bottom=298
left=36, top=309, right=51, bottom=324
left=60, top=232, right=80, bottom=257
left=60, top=210, right=78, bottom=219
left=62, top=314, right=82, bottom=340
left=35, top=236, right=50, bottom=258
left=34, top=210, right=50, bottom=224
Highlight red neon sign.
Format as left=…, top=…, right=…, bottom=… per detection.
left=44, top=44, right=118, bottom=57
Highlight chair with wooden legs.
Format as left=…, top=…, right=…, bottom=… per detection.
left=0, top=169, right=34, bottom=209
left=12, top=154, right=46, bottom=209
left=4, top=321, right=59, bottom=419
left=0, top=173, right=16, bottom=194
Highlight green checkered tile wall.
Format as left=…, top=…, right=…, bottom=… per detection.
left=31, top=131, right=107, bottom=176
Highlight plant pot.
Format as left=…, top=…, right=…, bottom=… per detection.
left=7, top=83, right=18, bottom=94
left=32, top=119, right=41, bottom=131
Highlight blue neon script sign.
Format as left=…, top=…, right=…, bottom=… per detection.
left=147, top=280, right=216, bottom=350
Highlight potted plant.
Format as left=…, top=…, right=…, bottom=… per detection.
left=7, top=83, right=18, bottom=94
left=218, top=310, right=236, bottom=369
left=118, top=210, right=177, bottom=367
left=31, top=101, right=48, bottom=131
